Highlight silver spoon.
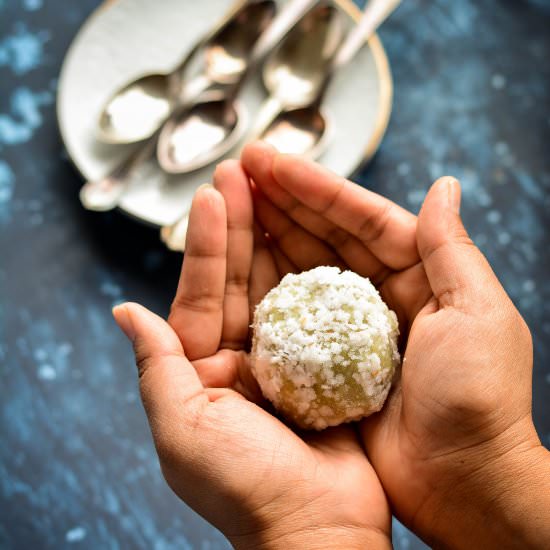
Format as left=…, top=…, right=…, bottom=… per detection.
left=156, top=0, right=322, bottom=174
left=259, top=0, right=402, bottom=158
left=96, top=0, right=276, bottom=145
left=241, top=2, right=344, bottom=148
left=80, top=0, right=276, bottom=212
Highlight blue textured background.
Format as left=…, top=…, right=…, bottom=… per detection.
left=1, top=0, right=549, bottom=548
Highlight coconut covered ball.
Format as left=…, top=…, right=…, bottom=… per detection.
left=251, top=266, right=400, bottom=430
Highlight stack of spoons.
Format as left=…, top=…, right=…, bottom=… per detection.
left=73, top=0, right=401, bottom=249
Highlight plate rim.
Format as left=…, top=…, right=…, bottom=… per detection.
left=56, top=0, right=393, bottom=227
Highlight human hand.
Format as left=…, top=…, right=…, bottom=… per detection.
left=242, top=142, right=549, bottom=549
left=113, top=161, right=391, bottom=549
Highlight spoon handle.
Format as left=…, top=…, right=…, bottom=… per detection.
left=250, top=0, right=319, bottom=63
left=311, top=0, right=401, bottom=108
left=179, top=74, right=215, bottom=105
left=333, top=0, right=402, bottom=69
left=224, top=0, right=319, bottom=107
left=79, top=131, right=160, bottom=212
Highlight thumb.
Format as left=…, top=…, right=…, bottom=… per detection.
left=113, top=302, right=207, bottom=449
left=417, top=177, right=504, bottom=311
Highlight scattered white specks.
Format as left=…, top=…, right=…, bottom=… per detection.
left=397, top=162, right=411, bottom=176
left=0, top=24, right=49, bottom=75
left=23, top=0, right=43, bottom=10
left=0, top=87, right=54, bottom=146
left=516, top=171, right=544, bottom=201
left=474, top=233, right=488, bottom=247
left=458, top=169, right=492, bottom=206
left=392, top=519, right=412, bottom=549
left=478, top=190, right=493, bottom=207
left=34, top=348, right=47, bottom=361
left=27, top=199, right=42, bottom=211
left=519, top=242, right=537, bottom=263
left=102, top=424, right=114, bottom=435
left=498, top=232, right=511, bottom=245
left=494, top=142, right=510, bottom=156
left=37, top=364, right=56, bottom=381
left=502, top=154, right=516, bottom=168
left=0, top=160, right=15, bottom=205
left=125, top=391, right=137, bottom=404
left=136, top=447, right=149, bottom=461
left=58, top=342, right=73, bottom=357
left=522, top=280, right=535, bottom=293
left=429, top=162, right=444, bottom=180
left=65, top=526, right=87, bottom=543
left=486, top=210, right=502, bottom=224
left=491, top=74, right=506, bottom=90
left=406, top=189, right=426, bottom=207
left=100, top=281, right=122, bottom=298
left=29, top=212, right=44, bottom=226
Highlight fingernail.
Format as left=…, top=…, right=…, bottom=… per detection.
left=112, top=304, right=136, bottom=342
left=197, top=183, right=213, bottom=192
left=447, top=178, right=461, bottom=214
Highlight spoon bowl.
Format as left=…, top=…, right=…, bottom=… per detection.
left=157, top=93, right=247, bottom=173
left=258, top=0, right=402, bottom=160
left=157, top=0, right=343, bottom=174
left=96, top=0, right=276, bottom=145
left=260, top=105, right=330, bottom=156
left=263, top=4, right=343, bottom=108
left=98, top=75, right=173, bottom=144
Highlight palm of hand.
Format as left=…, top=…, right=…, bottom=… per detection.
left=119, top=144, right=540, bottom=547
left=156, top=161, right=390, bottom=545
left=239, top=144, right=538, bottom=544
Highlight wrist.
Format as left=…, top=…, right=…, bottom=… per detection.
left=230, top=524, right=392, bottom=550
left=418, top=430, right=550, bottom=549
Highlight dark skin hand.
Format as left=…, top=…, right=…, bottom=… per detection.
left=113, top=161, right=392, bottom=549
left=242, top=141, right=549, bottom=549
left=114, top=141, right=549, bottom=549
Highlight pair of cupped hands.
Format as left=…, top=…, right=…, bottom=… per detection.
left=114, top=142, right=548, bottom=549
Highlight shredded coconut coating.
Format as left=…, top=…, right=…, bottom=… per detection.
left=251, top=266, right=400, bottom=430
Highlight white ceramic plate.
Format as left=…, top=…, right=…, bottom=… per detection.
left=57, top=0, right=392, bottom=230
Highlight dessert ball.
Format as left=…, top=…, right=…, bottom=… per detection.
left=251, top=266, right=400, bottom=430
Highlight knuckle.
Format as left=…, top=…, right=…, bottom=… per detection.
left=225, top=272, right=249, bottom=296
left=319, top=179, right=346, bottom=216
left=134, top=342, right=155, bottom=379
left=357, top=201, right=393, bottom=244
left=171, top=292, right=224, bottom=314
left=325, top=226, right=350, bottom=250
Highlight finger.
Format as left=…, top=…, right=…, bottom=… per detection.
left=213, top=160, right=253, bottom=350
left=270, top=149, right=418, bottom=270
left=269, top=237, right=298, bottom=278
left=113, top=302, right=208, bottom=447
left=193, top=350, right=264, bottom=404
left=169, top=185, right=227, bottom=361
left=252, top=183, right=345, bottom=271
left=378, top=262, right=433, bottom=337
left=417, top=177, right=506, bottom=312
left=249, top=223, right=280, bottom=321
left=242, top=142, right=389, bottom=282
